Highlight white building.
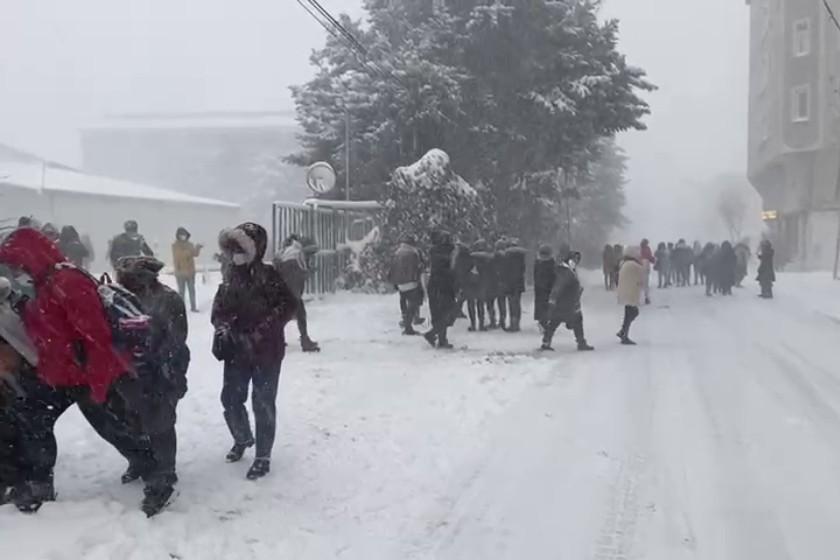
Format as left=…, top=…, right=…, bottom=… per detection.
left=0, top=144, right=240, bottom=272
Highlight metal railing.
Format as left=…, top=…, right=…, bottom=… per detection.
left=271, top=201, right=377, bottom=294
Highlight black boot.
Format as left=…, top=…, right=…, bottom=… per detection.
left=437, top=330, right=453, bottom=349
left=121, top=462, right=150, bottom=484
left=577, top=339, right=595, bottom=351
left=423, top=330, right=437, bottom=348
left=246, top=458, right=271, bottom=480
left=301, top=337, right=321, bottom=352
left=226, top=440, right=254, bottom=463
left=403, top=326, right=420, bottom=336
left=12, top=480, right=56, bottom=514
left=141, top=484, right=176, bottom=517
left=0, top=485, right=9, bottom=506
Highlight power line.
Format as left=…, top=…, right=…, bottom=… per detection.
left=293, top=0, right=462, bottom=126
left=824, top=0, right=840, bottom=32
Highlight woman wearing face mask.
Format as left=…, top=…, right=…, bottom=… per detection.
left=211, top=224, right=297, bottom=480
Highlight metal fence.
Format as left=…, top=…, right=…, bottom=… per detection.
left=271, top=201, right=377, bottom=294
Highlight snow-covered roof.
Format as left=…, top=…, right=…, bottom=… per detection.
left=83, top=111, right=298, bottom=132
left=0, top=161, right=239, bottom=208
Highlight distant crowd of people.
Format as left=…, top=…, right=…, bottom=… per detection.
left=602, top=237, right=777, bottom=301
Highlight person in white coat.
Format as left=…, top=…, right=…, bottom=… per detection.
left=617, top=246, right=645, bottom=345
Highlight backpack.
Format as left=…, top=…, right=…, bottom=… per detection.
left=55, top=265, right=152, bottom=370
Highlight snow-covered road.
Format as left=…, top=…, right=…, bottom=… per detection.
left=2, top=273, right=840, bottom=560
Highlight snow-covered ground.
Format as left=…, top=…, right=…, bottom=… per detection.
left=2, top=272, right=840, bottom=559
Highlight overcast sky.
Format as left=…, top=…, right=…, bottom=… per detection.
left=0, top=0, right=750, bottom=240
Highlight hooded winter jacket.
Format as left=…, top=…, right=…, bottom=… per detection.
left=212, top=223, right=298, bottom=366
left=618, top=248, right=645, bottom=307
left=0, top=228, right=128, bottom=402
left=172, top=227, right=201, bottom=279
left=117, top=257, right=190, bottom=400
left=58, top=226, right=89, bottom=269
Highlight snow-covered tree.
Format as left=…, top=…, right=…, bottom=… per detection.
left=291, top=0, right=652, bottom=249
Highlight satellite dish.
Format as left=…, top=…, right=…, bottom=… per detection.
left=306, top=162, right=337, bottom=195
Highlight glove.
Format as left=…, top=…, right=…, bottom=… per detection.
left=212, top=326, right=234, bottom=362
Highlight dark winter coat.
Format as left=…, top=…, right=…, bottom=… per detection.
left=715, top=243, right=737, bottom=289
left=212, top=224, right=298, bottom=367
left=58, top=226, right=89, bottom=269
left=388, top=243, right=423, bottom=287
left=757, top=246, right=776, bottom=284
left=109, top=232, right=154, bottom=269
left=117, top=260, right=189, bottom=433
left=533, top=257, right=556, bottom=322
left=499, top=246, right=527, bottom=295
left=427, top=240, right=456, bottom=326
left=453, top=245, right=479, bottom=299
left=547, top=262, right=582, bottom=323
left=472, top=252, right=498, bottom=300
left=118, top=263, right=189, bottom=400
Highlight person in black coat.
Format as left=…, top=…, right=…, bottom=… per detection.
left=58, top=226, right=90, bottom=269
left=541, top=251, right=593, bottom=351
left=423, top=229, right=457, bottom=349
left=452, top=242, right=482, bottom=331
left=533, top=244, right=556, bottom=329
left=109, top=220, right=154, bottom=270
left=115, top=255, right=190, bottom=516
left=715, top=241, right=737, bottom=296
left=757, top=239, right=776, bottom=298
left=471, top=240, right=498, bottom=330
left=212, top=223, right=298, bottom=480
left=388, top=235, right=425, bottom=335
left=499, top=238, right=528, bottom=332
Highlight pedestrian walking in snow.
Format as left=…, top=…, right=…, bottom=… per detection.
left=0, top=228, right=156, bottom=513
left=275, top=234, right=321, bottom=352
left=213, top=223, right=298, bottom=480
left=617, top=246, right=645, bottom=345
left=757, top=239, right=776, bottom=299
left=116, top=256, right=190, bottom=516
left=734, top=240, right=751, bottom=288
left=640, top=239, right=655, bottom=304
left=452, top=241, right=481, bottom=331
left=471, top=240, right=498, bottom=330
left=716, top=241, right=737, bottom=296
left=674, top=239, right=692, bottom=287
left=424, top=229, right=457, bottom=349
left=388, top=235, right=425, bottom=335
left=109, top=220, right=154, bottom=271
left=654, top=242, right=670, bottom=289
left=499, top=238, right=528, bottom=332
left=541, top=250, right=593, bottom=352
left=58, top=226, right=90, bottom=269
left=602, top=244, right=616, bottom=290
left=172, top=227, right=203, bottom=312
left=533, top=244, right=556, bottom=329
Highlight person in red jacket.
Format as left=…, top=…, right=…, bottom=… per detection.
left=0, top=228, right=150, bottom=512
left=0, top=228, right=129, bottom=401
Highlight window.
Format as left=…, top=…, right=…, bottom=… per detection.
left=791, top=84, right=811, bottom=122
left=793, top=18, right=811, bottom=57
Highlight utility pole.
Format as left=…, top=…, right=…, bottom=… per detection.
left=345, top=109, right=351, bottom=202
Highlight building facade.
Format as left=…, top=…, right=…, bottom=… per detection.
left=747, top=0, right=840, bottom=269
left=80, top=112, right=309, bottom=226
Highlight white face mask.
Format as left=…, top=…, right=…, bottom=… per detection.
left=231, top=253, right=250, bottom=266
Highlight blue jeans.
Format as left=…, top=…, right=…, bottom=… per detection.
left=176, top=276, right=197, bottom=311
